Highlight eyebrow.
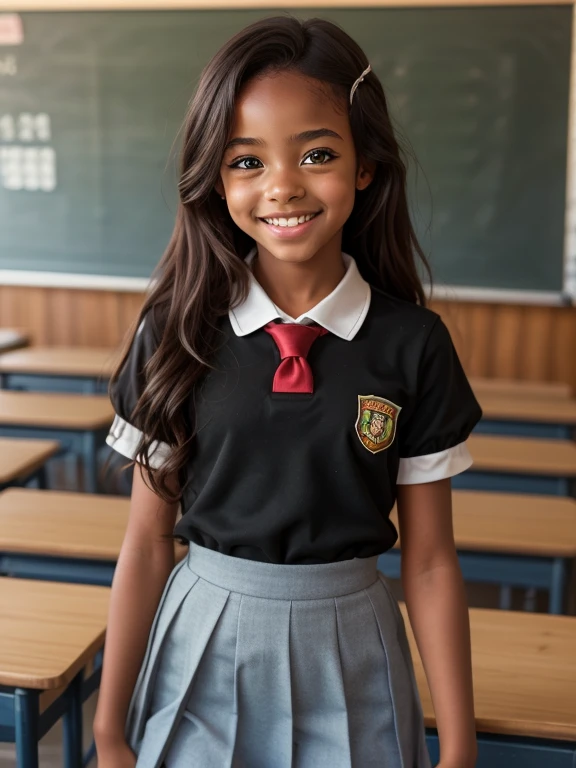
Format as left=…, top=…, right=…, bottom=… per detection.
left=224, top=128, right=343, bottom=152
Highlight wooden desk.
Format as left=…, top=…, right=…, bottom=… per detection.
left=470, top=377, right=573, bottom=400
left=0, top=437, right=60, bottom=489
left=0, top=329, right=30, bottom=354
left=403, top=605, right=576, bottom=765
left=381, top=490, right=576, bottom=612
left=461, top=434, right=576, bottom=496
left=476, top=392, right=576, bottom=439
left=0, top=347, right=119, bottom=394
left=0, top=391, right=114, bottom=493
left=0, top=488, right=188, bottom=585
left=0, top=577, right=109, bottom=768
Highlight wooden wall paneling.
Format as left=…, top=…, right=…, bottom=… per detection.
left=552, top=309, right=576, bottom=391
left=0, top=286, right=49, bottom=345
left=465, top=303, right=495, bottom=379
left=71, top=290, right=122, bottom=347
left=519, top=306, right=555, bottom=381
left=46, top=288, right=78, bottom=346
left=491, top=304, right=524, bottom=379
left=118, top=293, right=146, bottom=341
left=0, top=285, right=575, bottom=392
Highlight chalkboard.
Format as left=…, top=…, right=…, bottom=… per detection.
left=0, top=7, right=571, bottom=294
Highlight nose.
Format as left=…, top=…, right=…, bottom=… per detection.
left=265, top=165, right=305, bottom=204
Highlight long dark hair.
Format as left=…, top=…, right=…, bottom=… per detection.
left=110, top=15, right=431, bottom=502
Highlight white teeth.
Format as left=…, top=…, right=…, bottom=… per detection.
left=263, top=212, right=318, bottom=227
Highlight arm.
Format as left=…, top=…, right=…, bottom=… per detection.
left=397, top=479, right=477, bottom=768
left=93, top=466, right=180, bottom=754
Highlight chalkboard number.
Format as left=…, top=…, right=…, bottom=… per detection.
left=0, top=146, right=57, bottom=191
left=0, top=113, right=51, bottom=143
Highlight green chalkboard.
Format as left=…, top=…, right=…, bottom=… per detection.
left=0, top=7, right=571, bottom=293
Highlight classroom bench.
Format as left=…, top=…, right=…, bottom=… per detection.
left=0, top=330, right=29, bottom=354
left=0, top=577, right=109, bottom=768
left=457, top=433, right=576, bottom=496
left=0, top=488, right=186, bottom=585
left=470, top=377, right=573, bottom=400
left=0, top=437, right=60, bottom=490
left=0, top=347, right=118, bottom=394
left=0, top=391, right=114, bottom=493
left=2, top=486, right=574, bottom=613
left=475, top=392, right=576, bottom=439
left=405, top=605, right=576, bottom=767
left=380, top=490, right=576, bottom=613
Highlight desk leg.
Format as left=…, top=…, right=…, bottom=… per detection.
left=523, top=587, right=537, bottom=612
left=14, top=688, right=39, bottom=768
left=82, top=431, right=98, bottom=494
left=549, top=558, right=567, bottom=615
left=499, top=585, right=513, bottom=610
left=63, top=671, right=83, bottom=768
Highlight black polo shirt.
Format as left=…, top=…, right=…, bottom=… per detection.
left=107, top=253, right=482, bottom=564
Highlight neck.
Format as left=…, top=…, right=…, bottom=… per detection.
left=252, top=241, right=346, bottom=319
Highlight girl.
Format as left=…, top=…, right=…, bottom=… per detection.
left=94, top=15, right=481, bottom=768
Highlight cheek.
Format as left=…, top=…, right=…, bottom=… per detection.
left=226, top=182, right=259, bottom=218
left=314, top=170, right=357, bottom=209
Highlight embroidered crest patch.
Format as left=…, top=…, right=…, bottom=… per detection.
left=355, top=395, right=401, bottom=454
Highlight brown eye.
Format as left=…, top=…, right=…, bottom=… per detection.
left=229, top=156, right=262, bottom=170
left=303, top=149, right=336, bottom=165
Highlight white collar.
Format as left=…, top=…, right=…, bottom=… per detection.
left=229, top=247, right=371, bottom=341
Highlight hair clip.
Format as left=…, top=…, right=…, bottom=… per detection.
left=349, top=64, right=372, bottom=106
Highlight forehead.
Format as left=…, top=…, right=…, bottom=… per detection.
left=229, top=70, right=350, bottom=140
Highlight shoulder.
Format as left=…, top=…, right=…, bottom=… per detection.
left=365, top=285, right=445, bottom=350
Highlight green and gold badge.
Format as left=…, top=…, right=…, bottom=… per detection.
left=355, top=395, right=401, bottom=454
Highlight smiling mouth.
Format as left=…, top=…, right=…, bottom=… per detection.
left=258, top=212, right=321, bottom=228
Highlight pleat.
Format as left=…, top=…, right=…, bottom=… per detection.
left=135, top=578, right=230, bottom=768
left=334, top=589, right=400, bottom=766
left=367, top=575, right=432, bottom=768
left=163, top=591, right=241, bottom=768
left=232, top=595, right=293, bottom=767
left=290, top=598, right=351, bottom=768
left=126, top=557, right=198, bottom=750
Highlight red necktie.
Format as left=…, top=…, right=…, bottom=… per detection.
left=264, top=321, right=328, bottom=393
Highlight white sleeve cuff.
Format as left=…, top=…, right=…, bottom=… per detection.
left=397, top=441, right=473, bottom=485
left=106, top=414, right=172, bottom=470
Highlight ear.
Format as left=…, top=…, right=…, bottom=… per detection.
left=355, top=158, right=376, bottom=191
left=214, top=177, right=225, bottom=198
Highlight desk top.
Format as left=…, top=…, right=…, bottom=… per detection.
left=0, top=347, right=119, bottom=377
left=0, top=577, right=109, bottom=689
left=0, top=488, right=188, bottom=562
left=479, top=393, right=576, bottom=425
left=470, top=378, right=573, bottom=400
left=0, top=390, right=114, bottom=430
left=0, top=438, right=60, bottom=484
left=468, top=433, right=576, bottom=476
left=391, top=489, right=576, bottom=557
left=0, top=329, right=30, bottom=353
left=402, top=604, right=576, bottom=741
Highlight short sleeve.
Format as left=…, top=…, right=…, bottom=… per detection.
left=106, top=314, right=172, bottom=469
left=397, top=317, right=482, bottom=485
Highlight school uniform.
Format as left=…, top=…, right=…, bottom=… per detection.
left=107, top=249, right=482, bottom=768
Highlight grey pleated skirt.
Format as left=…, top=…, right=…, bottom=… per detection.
left=126, top=542, right=431, bottom=768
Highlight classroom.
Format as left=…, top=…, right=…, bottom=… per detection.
left=0, top=1, right=575, bottom=767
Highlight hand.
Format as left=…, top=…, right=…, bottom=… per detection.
left=95, top=738, right=137, bottom=768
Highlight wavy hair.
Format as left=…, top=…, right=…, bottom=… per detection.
left=110, top=15, right=431, bottom=502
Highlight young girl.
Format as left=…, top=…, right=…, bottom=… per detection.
left=94, top=15, right=481, bottom=768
